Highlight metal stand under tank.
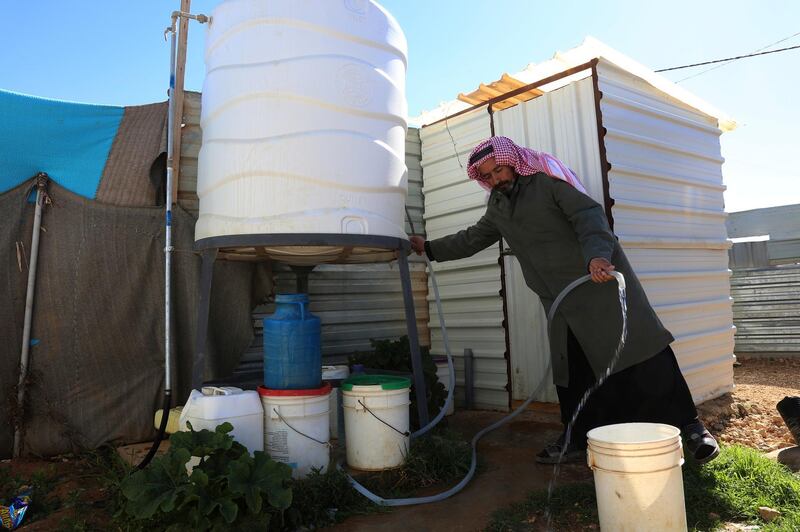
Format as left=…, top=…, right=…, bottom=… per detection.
left=193, top=234, right=430, bottom=427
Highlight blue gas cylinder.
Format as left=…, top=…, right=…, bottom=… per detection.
left=263, top=293, right=322, bottom=389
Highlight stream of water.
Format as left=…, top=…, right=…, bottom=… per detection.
left=544, top=275, right=628, bottom=530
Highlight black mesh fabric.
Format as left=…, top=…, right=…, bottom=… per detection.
left=1, top=179, right=255, bottom=457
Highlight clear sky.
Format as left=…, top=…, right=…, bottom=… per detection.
left=2, top=1, right=798, bottom=213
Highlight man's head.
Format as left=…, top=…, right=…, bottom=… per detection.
left=465, top=136, right=587, bottom=194
left=476, top=157, right=516, bottom=192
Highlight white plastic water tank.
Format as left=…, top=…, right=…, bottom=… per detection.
left=196, top=0, right=408, bottom=264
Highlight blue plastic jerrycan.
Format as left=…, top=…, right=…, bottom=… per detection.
left=263, top=293, right=322, bottom=389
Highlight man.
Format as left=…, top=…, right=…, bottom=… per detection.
left=410, top=136, right=719, bottom=464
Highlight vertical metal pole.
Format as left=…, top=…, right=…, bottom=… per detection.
left=464, top=348, right=475, bottom=410
left=193, top=248, right=217, bottom=390
left=398, top=244, right=429, bottom=426
left=13, top=174, right=48, bottom=457
left=164, top=16, right=178, bottom=398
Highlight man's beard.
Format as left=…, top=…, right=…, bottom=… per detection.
left=493, top=180, right=513, bottom=193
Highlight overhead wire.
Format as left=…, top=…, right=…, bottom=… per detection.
left=654, top=30, right=800, bottom=82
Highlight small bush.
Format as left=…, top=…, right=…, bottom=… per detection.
left=282, top=468, right=380, bottom=530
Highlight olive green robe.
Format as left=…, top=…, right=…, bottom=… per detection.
left=428, top=173, right=673, bottom=387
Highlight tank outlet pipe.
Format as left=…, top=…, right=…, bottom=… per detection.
left=345, top=265, right=626, bottom=506
left=13, top=173, right=50, bottom=458
left=138, top=9, right=207, bottom=470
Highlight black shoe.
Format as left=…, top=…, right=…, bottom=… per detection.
left=683, top=422, right=720, bottom=464
left=536, top=435, right=587, bottom=464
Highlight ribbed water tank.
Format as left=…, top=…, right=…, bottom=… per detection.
left=196, top=0, right=408, bottom=264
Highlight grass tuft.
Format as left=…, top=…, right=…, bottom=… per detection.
left=486, top=482, right=597, bottom=532
left=353, top=427, right=472, bottom=497
left=684, top=444, right=800, bottom=531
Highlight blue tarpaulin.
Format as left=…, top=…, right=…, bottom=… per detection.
left=0, top=89, right=124, bottom=198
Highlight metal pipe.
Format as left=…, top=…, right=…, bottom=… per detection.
left=163, top=8, right=208, bottom=392
left=172, top=10, right=208, bottom=24
left=13, top=173, right=49, bottom=457
left=139, top=8, right=206, bottom=469
left=164, top=16, right=178, bottom=395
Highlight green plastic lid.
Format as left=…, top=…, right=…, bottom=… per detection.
left=341, top=374, right=411, bottom=391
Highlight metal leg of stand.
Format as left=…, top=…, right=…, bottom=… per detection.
left=193, top=248, right=218, bottom=390
left=398, top=250, right=429, bottom=427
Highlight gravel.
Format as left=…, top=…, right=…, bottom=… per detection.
left=697, top=357, right=800, bottom=452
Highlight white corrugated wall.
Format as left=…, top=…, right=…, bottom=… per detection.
left=420, top=108, right=510, bottom=411
left=596, top=60, right=735, bottom=402
left=493, top=75, right=604, bottom=402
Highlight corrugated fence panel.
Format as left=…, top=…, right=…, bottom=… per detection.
left=731, top=264, right=800, bottom=354
left=405, top=128, right=425, bottom=236
left=420, top=109, right=509, bottom=411
left=178, top=91, right=201, bottom=216
left=494, top=76, right=603, bottom=402
left=767, top=238, right=800, bottom=265
left=597, top=60, right=735, bottom=403
left=729, top=241, right=769, bottom=269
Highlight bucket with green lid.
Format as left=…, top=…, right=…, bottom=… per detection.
left=341, top=374, right=410, bottom=471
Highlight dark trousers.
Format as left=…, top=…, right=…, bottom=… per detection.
left=555, top=328, right=699, bottom=450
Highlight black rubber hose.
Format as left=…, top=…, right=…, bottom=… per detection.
left=137, top=390, right=172, bottom=469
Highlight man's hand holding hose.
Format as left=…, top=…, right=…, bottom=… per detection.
left=589, top=257, right=615, bottom=283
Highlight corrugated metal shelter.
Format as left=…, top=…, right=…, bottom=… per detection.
left=178, top=92, right=429, bottom=370
left=727, top=204, right=800, bottom=267
left=726, top=205, right=800, bottom=355
left=417, top=37, right=736, bottom=410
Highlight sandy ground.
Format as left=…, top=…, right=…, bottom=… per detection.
left=697, top=357, right=800, bottom=452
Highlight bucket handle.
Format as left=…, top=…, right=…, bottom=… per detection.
left=272, top=408, right=330, bottom=447
left=357, top=400, right=410, bottom=437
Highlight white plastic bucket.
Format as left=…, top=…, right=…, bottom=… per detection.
left=342, top=375, right=410, bottom=471
left=179, top=387, right=264, bottom=454
left=434, top=359, right=454, bottom=416
left=587, top=423, right=687, bottom=532
left=258, top=383, right=331, bottom=479
left=322, top=365, right=350, bottom=440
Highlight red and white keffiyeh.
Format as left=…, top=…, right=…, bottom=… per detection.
left=466, top=136, right=587, bottom=194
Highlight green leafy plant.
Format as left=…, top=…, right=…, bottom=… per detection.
left=120, top=422, right=292, bottom=531
left=350, top=336, right=447, bottom=429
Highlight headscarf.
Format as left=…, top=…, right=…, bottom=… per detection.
left=466, top=136, right=587, bottom=194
